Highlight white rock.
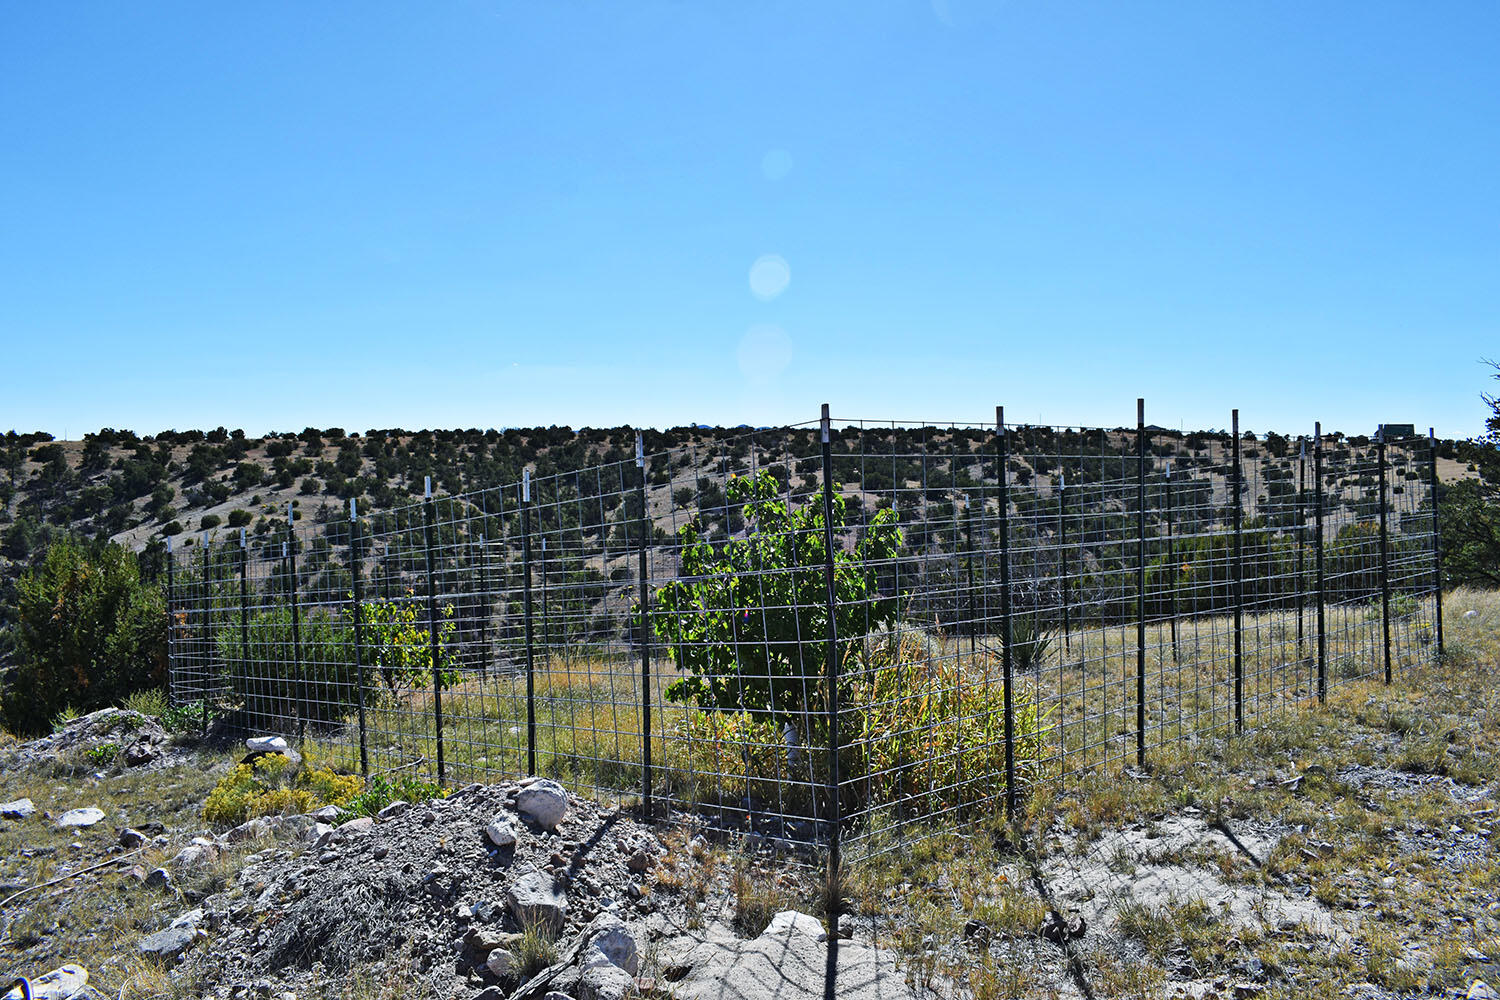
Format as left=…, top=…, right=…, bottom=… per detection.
left=1465, top=609, right=1480, bottom=619
left=0, top=798, right=36, bottom=820
left=485, top=947, right=515, bottom=978
left=507, top=870, right=567, bottom=930
left=376, top=800, right=409, bottom=821
left=168, top=842, right=219, bottom=872
left=225, top=817, right=272, bottom=843
left=170, top=907, right=206, bottom=929
left=578, top=961, right=634, bottom=1000
left=586, top=914, right=639, bottom=975
left=56, top=807, right=106, bottom=828
left=515, top=779, right=569, bottom=829
left=338, top=816, right=374, bottom=836
left=486, top=816, right=520, bottom=848
left=246, top=735, right=289, bottom=754
left=310, top=805, right=343, bottom=822
left=1469, top=980, right=1499, bottom=1000
left=762, top=910, right=828, bottom=942
left=1, top=963, right=88, bottom=1000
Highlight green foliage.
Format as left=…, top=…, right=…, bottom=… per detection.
left=202, top=755, right=363, bottom=827
left=161, top=699, right=204, bottom=734
left=343, top=773, right=446, bottom=817
left=3, top=536, right=167, bottom=734
left=1439, top=478, right=1500, bottom=588
left=122, top=687, right=168, bottom=717
left=86, top=742, right=120, bottom=765
left=647, top=470, right=902, bottom=735
left=216, top=596, right=457, bottom=725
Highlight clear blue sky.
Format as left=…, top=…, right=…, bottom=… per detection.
left=2, top=2, right=1496, bottom=440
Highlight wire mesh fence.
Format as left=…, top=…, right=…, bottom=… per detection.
left=165, top=404, right=1443, bottom=863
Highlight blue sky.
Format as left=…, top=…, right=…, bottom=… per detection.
left=1, top=2, right=1496, bottom=439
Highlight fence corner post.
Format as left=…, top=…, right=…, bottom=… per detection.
left=1135, top=398, right=1147, bottom=767
left=1428, top=428, right=1445, bottom=660
left=1231, top=409, right=1244, bottom=733
left=1315, top=423, right=1327, bottom=704
left=422, top=477, right=445, bottom=786
left=350, top=499, right=369, bottom=777
left=996, top=406, right=1015, bottom=817
left=521, top=469, right=537, bottom=777
left=818, top=403, right=843, bottom=907
left=1377, top=427, right=1392, bottom=684
left=635, top=431, right=653, bottom=815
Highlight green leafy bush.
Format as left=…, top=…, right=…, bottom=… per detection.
left=343, top=773, right=446, bottom=817
left=3, top=537, right=167, bottom=734
left=647, top=470, right=901, bottom=742
left=216, top=596, right=457, bottom=727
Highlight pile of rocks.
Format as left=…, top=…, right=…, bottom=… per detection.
left=4, top=707, right=181, bottom=771
left=176, top=776, right=666, bottom=1000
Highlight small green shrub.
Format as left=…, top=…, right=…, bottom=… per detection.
left=86, top=742, right=120, bottom=766
left=202, top=756, right=363, bottom=827
left=343, top=773, right=446, bottom=817
left=160, top=700, right=203, bottom=734
left=50, top=705, right=80, bottom=732
left=123, top=688, right=168, bottom=717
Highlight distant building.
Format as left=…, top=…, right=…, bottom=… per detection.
left=1376, top=423, right=1416, bottom=440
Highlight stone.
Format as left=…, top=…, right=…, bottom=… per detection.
left=308, top=823, right=335, bottom=846
left=170, top=907, right=206, bottom=929
left=587, top=914, right=639, bottom=975
left=485, top=948, right=515, bottom=979
left=376, top=800, right=409, bottom=821
left=168, top=842, right=220, bottom=872
left=542, top=994, right=573, bottom=1000
left=486, top=816, right=520, bottom=848
left=465, top=925, right=518, bottom=954
left=310, top=805, right=342, bottom=822
left=1, top=798, right=37, bottom=820
left=139, top=925, right=200, bottom=958
left=507, top=870, right=568, bottom=931
left=625, top=849, right=652, bottom=873
left=122, top=738, right=158, bottom=767
left=1470, top=982, right=1499, bottom=1000
left=144, top=867, right=172, bottom=889
left=578, top=961, right=635, bottom=1000
left=119, top=827, right=147, bottom=849
left=763, top=910, right=827, bottom=943
left=515, top=779, right=569, bottom=829
left=473, top=990, right=506, bottom=1000
left=246, top=736, right=289, bottom=754
left=56, top=807, right=106, bottom=828
left=225, top=818, right=272, bottom=844
left=337, top=816, right=374, bottom=836
left=0, top=963, right=88, bottom=1000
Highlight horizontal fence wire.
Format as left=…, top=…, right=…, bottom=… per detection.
left=165, top=411, right=1442, bottom=861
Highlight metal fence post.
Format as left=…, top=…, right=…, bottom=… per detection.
left=1428, top=428, right=1445, bottom=658
left=287, top=504, right=304, bottom=744
left=1059, top=472, right=1071, bottom=656
left=166, top=536, right=176, bottom=706
left=423, top=478, right=445, bottom=785
left=350, top=499, right=369, bottom=776
left=522, top=469, right=537, bottom=776
left=238, top=529, right=249, bottom=720
left=1296, top=441, right=1307, bottom=672
left=1377, top=428, right=1392, bottom=684
left=1231, top=410, right=1244, bottom=733
left=1315, top=423, right=1327, bottom=704
left=635, top=432, right=654, bottom=813
left=1165, top=460, right=1179, bottom=662
left=1135, top=399, right=1147, bottom=767
left=201, top=535, right=211, bottom=737
left=996, top=406, right=1015, bottom=817
left=818, top=404, right=843, bottom=901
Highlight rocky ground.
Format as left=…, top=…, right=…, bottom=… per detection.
left=5, top=594, right=1500, bottom=999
